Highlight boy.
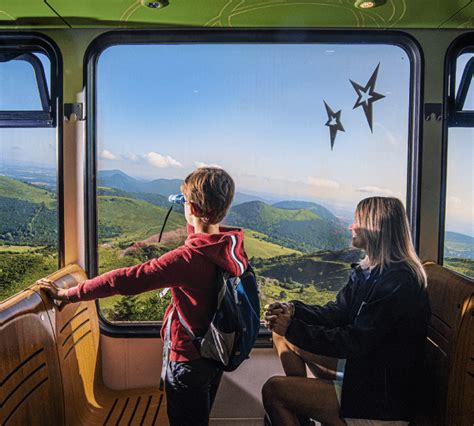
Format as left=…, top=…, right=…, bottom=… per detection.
left=38, top=167, right=248, bottom=426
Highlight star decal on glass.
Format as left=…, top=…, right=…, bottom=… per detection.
left=350, top=63, right=385, bottom=133
left=324, top=101, right=345, bottom=150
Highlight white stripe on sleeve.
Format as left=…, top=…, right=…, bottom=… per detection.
left=230, top=235, right=245, bottom=275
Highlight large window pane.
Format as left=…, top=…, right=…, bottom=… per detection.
left=95, top=43, right=411, bottom=322
left=0, top=47, right=57, bottom=301
left=444, top=129, right=474, bottom=278
left=444, top=52, right=474, bottom=279
left=0, top=128, right=58, bottom=300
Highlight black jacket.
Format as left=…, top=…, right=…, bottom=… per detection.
left=285, top=263, right=431, bottom=421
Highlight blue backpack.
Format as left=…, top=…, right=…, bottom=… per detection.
left=175, top=266, right=260, bottom=371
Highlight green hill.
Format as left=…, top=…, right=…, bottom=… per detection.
left=272, top=200, right=339, bottom=222
left=444, top=257, right=474, bottom=279
left=253, top=248, right=362, bottom=292
left=0, top=176, right=57, bottom=246
left=225, top=201, right=350, bottom=252
left=253, top=248, right=362, bottom=315
left=98, top=195, right=186, bottom=244
left=444, top=231, right=474, bottom=259
left=0, top=175, right=55, bottom=206
left=98, top=186, right=172, bottom=209
left=245, top=230, right=301, bottom=258
left=0, top=248, right=57, bottom=300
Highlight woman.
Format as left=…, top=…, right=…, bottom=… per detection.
left=262, top=197, right=430, bottom=426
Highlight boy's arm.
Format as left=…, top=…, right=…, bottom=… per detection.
left=66, top=247, right=192, bottom=303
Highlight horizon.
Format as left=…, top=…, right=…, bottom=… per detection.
left=1, top=162, right=473, bottom=239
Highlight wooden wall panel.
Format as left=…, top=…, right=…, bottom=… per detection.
left=0, top=290, right=65, bottom=425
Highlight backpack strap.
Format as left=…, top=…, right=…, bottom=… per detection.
left=175, top=269, right=228, bottom=342
left=159, top=304, right=198, bottom=391
left=159, top=306, right=174, bottom=391
left=175, top=306, right=197, bottom=340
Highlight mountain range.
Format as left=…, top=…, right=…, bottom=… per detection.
left=98, top=170, right=268, bottom=206
left=0, top=170, right=472, bottom=262
left=225, top=201, right=350, bottom=252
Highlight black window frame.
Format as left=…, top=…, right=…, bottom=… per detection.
left=0, top=32, right=65, bottom=287
left=85, top=29, right=422, bottom=339
left=439, top=32, right=474, bottom=274
left=0, top=37, right=58, bottom=128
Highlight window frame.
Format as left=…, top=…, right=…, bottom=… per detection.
left=85, top=29, right=422, bottom=338
left=0, top=37, right=58, bottom=128
left=0, top=32, right=65, bottom=290
left=439, top=32, right=474, bottom=277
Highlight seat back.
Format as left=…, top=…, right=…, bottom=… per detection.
left=0, top=290, right=65, bottom=425
left=422, top=263, right=473, bottom=426
left=32, top=264, right=108, bottom=424
left=2, top=265, right=167, bottom=425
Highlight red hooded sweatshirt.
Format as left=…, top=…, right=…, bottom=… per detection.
left=66, top=225, right=248, bottom=361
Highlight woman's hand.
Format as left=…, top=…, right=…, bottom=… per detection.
left=269, top=309, right=292, bottom=336
left=263, top=302, right=294, bottom=334
left=36, top=278, right=70, bottom=302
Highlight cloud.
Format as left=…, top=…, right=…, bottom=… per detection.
left=124, top=153, right=140, bottom=162
left=99, top=149, right=118, bottom=160
left=194, top=161, right=223, bottom=169
left=306, top=177, right=340, bottom=189
left=356, top=186, right=393, bottom=195
left=146, top=152, right=182, bottom=168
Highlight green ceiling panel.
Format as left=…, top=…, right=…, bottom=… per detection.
left=0, top=0, right=472, bottom=29
left=0, top=0, right=67, bottom=28
left=440, top=2, right=474, bottom=29
left=201, top=0, right=473, bottom=29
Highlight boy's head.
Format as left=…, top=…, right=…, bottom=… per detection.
left=181, top=167, right=235, bottom=225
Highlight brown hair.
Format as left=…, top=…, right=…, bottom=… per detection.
left=181, top=167, right=235, bottom=224
left=356, top=197, right=427, bottom=288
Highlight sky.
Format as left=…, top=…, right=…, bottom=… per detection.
left=96, top=43, right=410, bottom=211
left=0, top=44, right=472, bottom=236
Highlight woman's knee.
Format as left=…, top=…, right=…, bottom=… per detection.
left=262, top=376, right=286, bottom=407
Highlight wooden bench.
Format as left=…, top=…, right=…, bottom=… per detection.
left=1, top=264, right=168, bottom=425
left=420, top=263, right=473, bottom=426
left=0, top=289, right=65, bottom=425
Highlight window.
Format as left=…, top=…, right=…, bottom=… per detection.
left=0, top=38, right=60, bottom=301
left=0, top=50, right=55, bottom=127
left=443, top=48, right=474, bottom=279
left=90, top=34, right=415, bottom=323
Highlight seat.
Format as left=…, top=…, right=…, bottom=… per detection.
left=1, top=264, right=168, bottom=425
left=0, top=289, right=65, bottom=425
left=419, top=263, right=473, bottom=426
left=35, top=264, right=169, bottom=425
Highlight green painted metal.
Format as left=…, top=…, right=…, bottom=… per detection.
left=441, top=2, right=474, bottom=29
left=0, top=1, right=66, bottom=28
left=0, top=0, right=472, bottom=29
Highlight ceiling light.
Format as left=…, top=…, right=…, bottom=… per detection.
left=354, top=0, right=386, bottom=9
left=145, top=0, right=169, bottom=9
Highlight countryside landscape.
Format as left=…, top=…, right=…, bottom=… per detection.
left=1, top=165, right=473, bottom=322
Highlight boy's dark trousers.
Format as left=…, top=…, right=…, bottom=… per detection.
left=165, top=357, right=223, bottom=426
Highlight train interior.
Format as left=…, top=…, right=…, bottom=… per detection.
left=0, top=1, right=473, bottom=425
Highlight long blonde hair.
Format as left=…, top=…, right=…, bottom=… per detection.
left=356, top=197, right=427, bottom=288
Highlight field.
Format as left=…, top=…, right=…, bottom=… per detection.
left=1, top=170, right=473, bottom=323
